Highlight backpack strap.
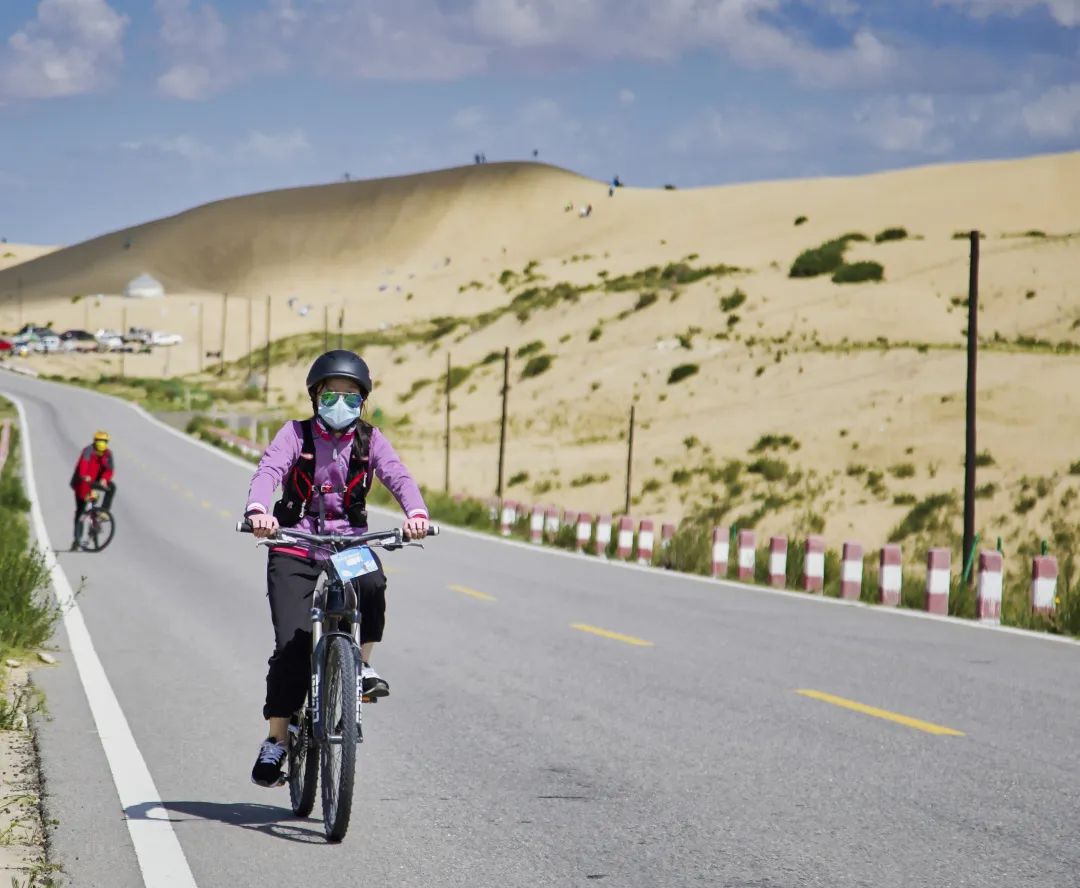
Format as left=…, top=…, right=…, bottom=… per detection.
left=272, top=419, right=317, bottom=527
left=342, top=420, right=373, bottom=526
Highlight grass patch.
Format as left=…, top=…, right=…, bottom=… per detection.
left=520, top=355, right=553, bottom=379
left=508, top=471, right=529, bottom=487
left=789, top=234, right=866, bottom=278
left=751, top=434, right=800, bottom=453
left=974, top=450, right=995, bottom=467
left=667, top=364, right=699, bottom=385
left=889, top=463, right=915, bottom=479
left=874, top=227, right=908, bottom=243
left=570, top=472, right=610, bottom=488
left=515, top=340, right=545, bottom=358
left=0, top=415, right=60, bottom=657
left=889, top=493, right=956, bottom=542
left=720, top=289, right=747, bottom=312
left=746, top=458, right=788, bottom=482
left=831, top=261, right=884, bottom=284
left=588, top=326, right=602, bottom=342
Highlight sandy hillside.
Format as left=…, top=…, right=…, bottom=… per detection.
left=4, top=154, right=1080, bottom=552
left=0, top=243, right=57, bottom=273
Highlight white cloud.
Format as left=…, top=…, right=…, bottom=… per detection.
left=120, top=134, right=217, bottom=162
left=1023, top=82, right=1080, bottom=137
left=618, top=88, right=636, bottom=107
left=0, top=0, right=129, bottom=99
left=235, top=129, right=311, bottom=163
left=668, top=106, right=800, bottom=155
left=853, top=94, right=953, bottom=154
left=157, top=63, right=215, bottom=101
left=452, top=106, right=488, bottom=132
left=936, top=0, right=1079, bottom=27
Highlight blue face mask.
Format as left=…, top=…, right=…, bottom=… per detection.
left=318, top=399, right=361, bottom=431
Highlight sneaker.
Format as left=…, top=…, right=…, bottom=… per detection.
left=251, top=738, right=287, bottom=787
left=361, top=662, right=390, bottom=698
left=71, top=539, right=81, bottom=552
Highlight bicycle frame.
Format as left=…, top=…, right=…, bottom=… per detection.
left=309, top=569, right=362, bottom=745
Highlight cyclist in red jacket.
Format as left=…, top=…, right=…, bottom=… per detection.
left=70, top=430, right=116, bottom=550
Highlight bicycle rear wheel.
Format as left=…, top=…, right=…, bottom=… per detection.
left=288, top=710, right=318, bottom=817
left=320, top=636, right=358, bottom=842
left=79, top=508, right=116, bottom=552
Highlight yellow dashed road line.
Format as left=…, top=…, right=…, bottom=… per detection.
left=570, top=623, right=654, bottom=647
left=449, top=584, right=496, bottom=602
left=795, top=689, right=965, bottom=736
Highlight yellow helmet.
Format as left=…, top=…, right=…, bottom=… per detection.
left=93, top=430, right=110, bottom=443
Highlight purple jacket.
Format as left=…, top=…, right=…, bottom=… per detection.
left=245, top=418, right=428, bottom=541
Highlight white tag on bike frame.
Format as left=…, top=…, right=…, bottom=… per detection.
left=330, top=546, right=378, bottom=582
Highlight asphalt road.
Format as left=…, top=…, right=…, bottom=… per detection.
left=3, top=369, right=1079, bottom=888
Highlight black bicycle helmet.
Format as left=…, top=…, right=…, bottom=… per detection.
left=305, top=350, right=373, bottom=397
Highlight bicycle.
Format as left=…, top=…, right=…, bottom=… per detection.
left=75, top=485, right=116, bottom=552
left=237, top=520, right=438, bottom=842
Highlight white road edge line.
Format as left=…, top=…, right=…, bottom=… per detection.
left=7, top=368, right=1077, bottom=649
left=8, top=394, right=199, bottom=888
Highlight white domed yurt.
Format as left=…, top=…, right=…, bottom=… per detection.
left=124, top=273, right=165, bottom=299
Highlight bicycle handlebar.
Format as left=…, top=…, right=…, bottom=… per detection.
left=235, top=519, right=440, bottom=548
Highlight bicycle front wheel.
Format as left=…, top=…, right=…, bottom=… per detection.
left=320, top=636, right=358, bottom=842
left=81, top=508, right=116, bottom=552
left=288, top=710, right=318, bottom=817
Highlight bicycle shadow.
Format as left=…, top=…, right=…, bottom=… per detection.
left=125, top=800, right=327, bottom=844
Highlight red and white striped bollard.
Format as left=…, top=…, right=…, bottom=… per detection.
left=976, top=550, right=1003, bottom=623
left=879, top=544, right=902, bottom=607
left=595, top=515, right=612, bottom=556
left=616, top=517, right=634, bottom=559
left=804, top=535, right=824, bottom=592
left=768, top=536, right=787, bottom=588
left=636, top=520, right=655, bottom=565
left=1031, top=556, right=1058, bottom=616
left=925, top=548, right=950, bottom=615
left=711, top=526, right=729, bottom=578
left=530, top=505, right=544, bottom=545
left=737, top=530, right=755, bottom=580
left=576, top=513, right=592, bottom=552
left=840, top=542, right=863, bottom=600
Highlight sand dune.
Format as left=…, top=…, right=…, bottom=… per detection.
left=4, top=153, right=1079, bottom=548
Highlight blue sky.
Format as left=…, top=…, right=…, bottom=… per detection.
left=1, top=0, right=1077, bottom=244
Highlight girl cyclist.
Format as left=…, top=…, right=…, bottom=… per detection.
left=243, top=350, right=429, bottom=787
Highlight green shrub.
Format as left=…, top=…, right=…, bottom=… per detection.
left=889, top=493, right=956, bottom=541
left=974, top=450, right=995, bottom=467
left=975, top=483, right=997, bottom=499
left=508, top=471, right=529, bottom=487
left=641, top=478, right=661, bottom=494
left=671, top=468, right=692, bottom=485
left=889, top=463, right=915, bottom=479
left=1069, top=460, right=1080, bottom=476
left=448, top=365, right=472, bottom=390
left=746, top=458, right=788, bottom=482
left=874, top=227, right=908, bottom=243
left=720, top=289, right=747, bottom=312
left=667, top=364, right=699, bottom=384
left=634, top=292, right=658, bottom=311
left=794, top=216, right=807, bottom=226
left=520, top=355, right=553, bottom=379
left=751, top=434, right=799, bottom=453
left=515, top=340, right=545, bottom=358
left=570, top=472, right=610, bottom=488
left=790, top=238, right=849, bottom=278
left=893, top=493, right=917, bottom=506
left=832, top=261, right=884, bottom=284
left=588, top=326, right=602, bottom=342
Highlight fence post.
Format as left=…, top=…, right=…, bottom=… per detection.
left=804, top=536, right=825, bottom=592
left=636, top=520, right=655, bottom=565
left=576, top=513, right=593, bottom=552
left=595, top=515, right=613, bottom=556
left=737, top=530, right=755, bottom=580
left=616, top=516, right=634, bottom=560
left=1031, top=556, right=1058, bottom=616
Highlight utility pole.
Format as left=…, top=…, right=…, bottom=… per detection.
left=197, top=302, right=205, bottom=374
left=120, top=304, right=128, bottom=379
left=218, top=292, right=228, bottom=376
left=496, top=347, right=509, bottom=500
left=625, top=404, right=636, bottom=515
left=962, top=231, right=980, bottom=584
left=264, top=295, right=272, bottom=404
left=444, top=352, right=452, bottom=493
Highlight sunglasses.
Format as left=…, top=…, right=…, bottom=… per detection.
left=319, top=391, right=364, bottom=409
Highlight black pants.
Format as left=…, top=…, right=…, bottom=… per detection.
left=263, top=550, right=387, bottom=719
left=72, top=482, right=116, bottom=540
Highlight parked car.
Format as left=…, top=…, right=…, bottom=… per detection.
left=40, top=334, right=61, bottom=352
left=61, top=329, right=98, bottom=352
left=0, top=339, right=12, bottom=353
left=150, top=331, right=183, bottom=346
left=126, top=326, right=153, bottom=344
left=95, top=329, right=124, bottom=351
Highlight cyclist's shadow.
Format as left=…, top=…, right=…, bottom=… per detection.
left=125, top=800, right=326, bottom=844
